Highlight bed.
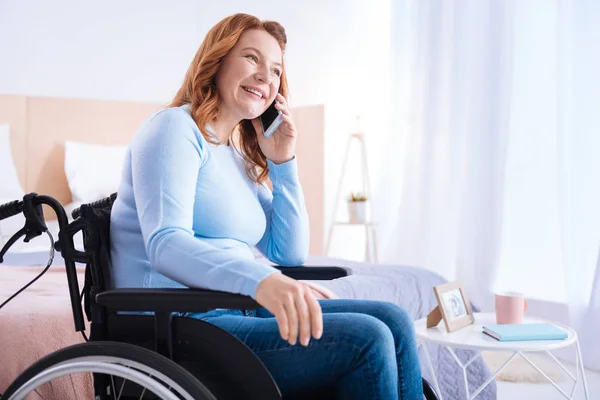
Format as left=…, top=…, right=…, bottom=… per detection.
left=0, top=94, right=495, bottom=399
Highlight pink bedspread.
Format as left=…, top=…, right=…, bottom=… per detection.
left=0, top=265, right=91, bottom=398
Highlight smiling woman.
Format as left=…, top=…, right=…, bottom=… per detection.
left=108, top=13, right=426, bottom=399
left=168, top=16, right=293, bottom=182
left=217, top=34, right=283, bottom=119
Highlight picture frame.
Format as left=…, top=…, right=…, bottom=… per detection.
left=427, top=281, right=474, bottom=332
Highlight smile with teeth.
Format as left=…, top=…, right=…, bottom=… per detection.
left=242, top=86, right=263, bottom=98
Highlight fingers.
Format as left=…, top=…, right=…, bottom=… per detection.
left=274, top=304, right=289, bottom=342
left=254, top=274, right=323, bottom=347
left=301, top=281, right=338, bottom=300
left=275, top=94, right=292, bottom=120
left=275, top=93, right=289, bottom=113
left=288, top=284, right=322, bottom=346
left=279, top=113, right=296, bottom=134
left=286, top=291, right=300, bottom=346
left=305, top=289, right=323, bottom=340
left=315, top=285, right=338, bottom=300
left=268, top=94, right=296, bottom=140
left=298, top=282, right=325, bottom=299
left=296, top=291, right=312, bottom=346
left=274, top=104, right=289, bottom=117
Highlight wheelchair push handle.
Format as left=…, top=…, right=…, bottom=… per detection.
left=0, top=193, right=86, bottom=333
left=0, top=193, right=71, bottom=236
left=0, top=199, right=24, bottom=221
left=0, top=194, right=49, bottom=261
left=0, top=193, right=61, bottom=251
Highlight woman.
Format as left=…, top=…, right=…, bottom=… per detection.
left=110, top=13, right=423, bottom=399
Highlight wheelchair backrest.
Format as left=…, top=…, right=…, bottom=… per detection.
left=72, top=193, right=117, bottom=330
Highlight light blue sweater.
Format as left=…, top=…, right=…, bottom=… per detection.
left=109, top=105, right=309, bottom=299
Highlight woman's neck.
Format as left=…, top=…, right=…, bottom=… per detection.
left=210, top=112, right=240, bottom=146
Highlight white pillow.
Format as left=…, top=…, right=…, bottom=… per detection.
left=0, top=124, right=25, bottom=199
left=0, top=125, right=26, bottom=246
left=0, top=196, right=26, bottom=248
left=64, top=141, right=128, bottom=203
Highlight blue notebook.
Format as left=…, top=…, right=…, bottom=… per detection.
left=482, top=323, right=568, bottom=342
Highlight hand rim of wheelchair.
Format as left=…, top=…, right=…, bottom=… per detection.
left=12, top=362, right=182, bottom=400
left=2, top=341, right=217, bottom=400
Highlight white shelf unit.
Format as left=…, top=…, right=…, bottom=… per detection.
left=325, top=132, right=378, bottom=263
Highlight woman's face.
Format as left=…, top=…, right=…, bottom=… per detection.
left=215, top=29, right=283, bottom=121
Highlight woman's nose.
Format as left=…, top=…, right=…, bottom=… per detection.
left=255, top=68, right=271, bottom=84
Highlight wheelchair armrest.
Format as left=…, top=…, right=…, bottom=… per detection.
left=273, top=265, right=349, bottom=280
left=95, top=267, right=349, bottom=313
left=96, top=288, right=260, bottom=313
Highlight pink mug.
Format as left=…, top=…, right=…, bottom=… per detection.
left=495, top=291, right=528, bottom=324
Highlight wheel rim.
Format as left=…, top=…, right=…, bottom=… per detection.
left=8, top=358, right=197, bottom=400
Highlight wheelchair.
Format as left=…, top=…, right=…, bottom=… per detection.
left=0, top=193, right=440, bottom=399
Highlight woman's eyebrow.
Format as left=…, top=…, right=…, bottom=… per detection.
left=241, top=46, right=282, bottom=68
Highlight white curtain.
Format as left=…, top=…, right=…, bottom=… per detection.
left=374, top=0, right=515, bottom=310
left=558, top=0, right=600, bottom=371
left=376, top=0, right=600, bottom=369
left=498, top=0, right=600, bottom=369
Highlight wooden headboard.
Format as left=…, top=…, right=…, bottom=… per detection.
left=0, top=94, right=324, bottom=254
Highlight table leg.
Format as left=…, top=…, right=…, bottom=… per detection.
left=519, top=352, right=573, bottom=399
left=520, top=346, right=591, bottom=400
left=445, top=347, right=471, bottom=399
left=420, top=341, right=443, bottom=400
left=576, top=340, right=590, bottom=400
left=446, top=346, right=518, bottom=400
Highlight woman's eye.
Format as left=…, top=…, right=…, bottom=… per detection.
left=246, top=54, right=258, bottom=62
left=273, top=69, right=281, bottom=77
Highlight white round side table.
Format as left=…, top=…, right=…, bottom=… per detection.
left=414, top=312, right=589, bottom=400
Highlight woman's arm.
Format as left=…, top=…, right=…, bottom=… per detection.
left=255, top=157, right=310, bottom=266
left=131, top=109, right=280, bottom=298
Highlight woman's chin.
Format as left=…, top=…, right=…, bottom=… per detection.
left=239, top=103, right=265, bottom=120
left=241, top=111, right=262, bottom=121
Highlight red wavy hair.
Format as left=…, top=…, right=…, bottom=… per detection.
left=168, top=13, right=288, bottom=184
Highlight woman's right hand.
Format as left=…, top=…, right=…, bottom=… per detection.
left=255, top=272, right=323, bottom=347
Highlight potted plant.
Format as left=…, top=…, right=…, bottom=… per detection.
left=347, top=191, right=368, bottom=223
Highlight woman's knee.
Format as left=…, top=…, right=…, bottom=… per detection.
left=331, top=313, right=396, bottom=357
left=364, top=302, right=417, bottom=348
left=377, top=302, right=414, bottom=328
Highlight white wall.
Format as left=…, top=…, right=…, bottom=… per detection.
left=0, top=0, right=392, bottom=258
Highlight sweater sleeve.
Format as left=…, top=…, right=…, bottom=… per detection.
left=255, top=157, right=310, bottom=266
left=131, top=109, right=280, bottom=298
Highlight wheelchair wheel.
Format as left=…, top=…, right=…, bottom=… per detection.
left=2, top=341, right=217, bottom=400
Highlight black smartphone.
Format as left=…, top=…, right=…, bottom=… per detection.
left=259, top=100, right=283, bottom=138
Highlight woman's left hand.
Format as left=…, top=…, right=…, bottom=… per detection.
left=300, top=281, right=339, bottom=300
left=251, top=93, right=297, bottom=164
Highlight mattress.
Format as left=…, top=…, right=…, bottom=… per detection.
left=0, top=265, right=89, bottom=397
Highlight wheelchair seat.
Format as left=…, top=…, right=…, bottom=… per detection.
left=67, top=193, right=439, bottom=400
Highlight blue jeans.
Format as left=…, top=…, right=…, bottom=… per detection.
left=188, top=299, right=424, bottom=399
